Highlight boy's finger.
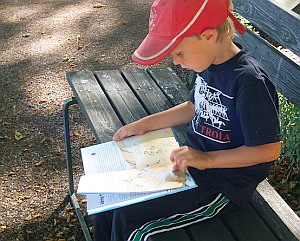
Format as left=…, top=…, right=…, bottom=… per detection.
left=172, top=163, right=180, bottom=171
left=113, top=128, right=125, bottom=141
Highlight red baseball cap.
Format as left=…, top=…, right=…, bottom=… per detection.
left=132, top=0, right=246, bottom=66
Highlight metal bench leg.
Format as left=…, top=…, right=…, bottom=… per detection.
left=63, top=97, right=93, bottom=241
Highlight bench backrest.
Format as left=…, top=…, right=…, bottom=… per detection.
left=232, top=0, right=300, bottom=107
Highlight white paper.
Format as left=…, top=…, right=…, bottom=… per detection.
left=78, top=128, right=197, bottom=215
left=77, top=168, right=184, bottom=193
left=81, top=141, right=131, bottom=174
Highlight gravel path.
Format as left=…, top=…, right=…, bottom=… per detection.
left=0, top=1, right=176, bottom=240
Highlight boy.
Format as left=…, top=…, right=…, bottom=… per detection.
left=93, top=0, right=282, bottom=240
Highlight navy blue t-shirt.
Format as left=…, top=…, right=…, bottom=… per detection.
left=187, top=49, right=282, bottom=205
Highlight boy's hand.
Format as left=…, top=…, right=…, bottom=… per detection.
left=170, top=146, right=209, bottom=171
left=113, top=121, right=147, bottom=141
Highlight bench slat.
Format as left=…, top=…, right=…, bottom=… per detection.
left=122, top=69, right=173, bottom=114
left=222, top=203, right=279, bottom=241
left=122, top=69, right=188, bottom=144
left=233, top=0, right=300, bottom=56
left=147, top=67, right=190, bottom=106
left=94, top=70, right=148, bottom=125
left=147, top=68, right=190, bottom=145
left=251, top=180, right=300, bottom=241
left=66, top=71, right=122, bottom=142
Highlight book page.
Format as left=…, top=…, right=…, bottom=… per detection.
left=79, top=128, right=197, bottom=214
left=77, top=167, right=184, bottom=193
left=81, top=141, right=131, bottom=174
left=117, top=128, right=179, bottom=169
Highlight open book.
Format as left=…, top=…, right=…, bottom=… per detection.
left=77, top=128, right=197, bottom=215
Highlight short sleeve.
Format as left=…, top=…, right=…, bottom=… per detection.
left=236, top=74, right=282, bottom=146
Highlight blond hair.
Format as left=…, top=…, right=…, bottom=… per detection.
left=216, top=0, right=236, bottom=41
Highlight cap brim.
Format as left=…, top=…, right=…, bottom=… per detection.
left=132, top=33, right=183, bottom=66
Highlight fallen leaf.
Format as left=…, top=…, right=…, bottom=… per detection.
left=42, top=170, right=48, bottom=176
left=15, top=131, right=24, bottom=141
left=35, top=160, right=45, bottom=167
left=54, top=218, right=58, bottom=226
left=40, top=138, right=47, bottom=144
left=0, top=225, right=7, bottom=232
left=66, top=207, right=73, bottom=212
left=70, top=218, right=77, bottom=223
left=33, top=213, right=42, bottom=219
left=93, top=4, right=105, bottom=8
left=25, top=214, right=32, bottom=221
left=55, top=232, right=64, bottom=238
left=72, top=130, right=81, bottom=137
left=8, top=171, right=16, bottom=176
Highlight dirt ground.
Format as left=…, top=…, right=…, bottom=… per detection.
left=0, top=1, right=298, bottom=241
left=0, top=0, right=186, bottom=240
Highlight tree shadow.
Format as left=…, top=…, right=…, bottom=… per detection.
left=0, top=0, right=166, bottom=240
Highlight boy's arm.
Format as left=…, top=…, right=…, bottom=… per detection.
left=170, top=142, right=281, bottom=170
left=113, top=101, right=195, bottom=141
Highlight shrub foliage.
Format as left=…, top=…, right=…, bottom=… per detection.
left=278, top=93, right=300, bottom=166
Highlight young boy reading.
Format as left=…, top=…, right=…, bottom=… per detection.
left=93, top=0, right=282, bottom=240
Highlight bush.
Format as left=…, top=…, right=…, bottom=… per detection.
left=278, top=93, right=300, bottom=166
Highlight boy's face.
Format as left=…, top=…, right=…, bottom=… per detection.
left=170, top=33, right=217, bottom=72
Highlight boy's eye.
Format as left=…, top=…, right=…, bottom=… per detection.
left=177, top=52, right=183, bottom=57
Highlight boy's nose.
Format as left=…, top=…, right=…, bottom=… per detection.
left=171, top=55, right=181, bottom=66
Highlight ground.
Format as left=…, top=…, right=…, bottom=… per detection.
left=0, top=1, right=298, bottom=241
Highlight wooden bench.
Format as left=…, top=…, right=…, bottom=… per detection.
left=63, top=0, right=300, bottom=240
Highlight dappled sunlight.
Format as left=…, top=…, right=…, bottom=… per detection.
left=0, top=0, right=153, bottom=239
left=1, top=34, right=69, bottom=65
left=35, top=3, right=92, bottom=28
left=1, top=6, right=40, bottom=23
left=24, top=73, right=72, bottom=107
left=1, top=1, right=116, bottom=65
left=26, top=35, right=67, bottom=56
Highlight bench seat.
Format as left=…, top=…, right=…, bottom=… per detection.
left=65, top=68, right=300, bottom=241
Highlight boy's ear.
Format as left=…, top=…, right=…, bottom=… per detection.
left=201, top=29, right=218, bottom=41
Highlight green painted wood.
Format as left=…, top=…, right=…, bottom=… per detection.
left=66, top=71, right=122, bottom=143
left=250, top=180, right=300, bottom=241
left=232, top=0, right=300, bottom=56
left=122, top=69, right=173, bottom=114
left=147, top=67, right=190, bottom=145
left=222, top=203, right=279, bottom=241
left=147, top=67, right=190, bottom=106
left=94, top=70, right=148, bottom=125
left=186, top=217, right=235, bottom=241
left=122, top=69, right=187, bottom=144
